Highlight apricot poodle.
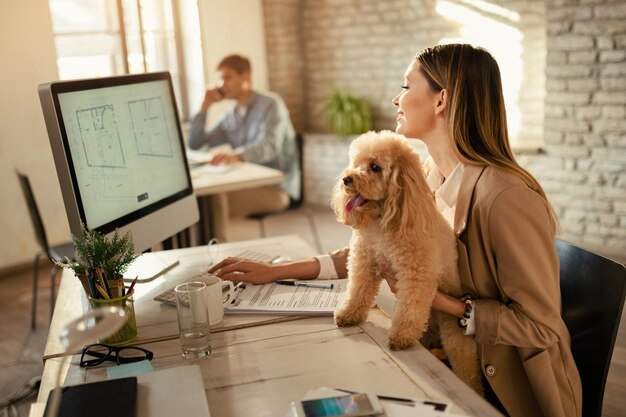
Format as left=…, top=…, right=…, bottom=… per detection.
left=331, top=130, right=482, bottom=393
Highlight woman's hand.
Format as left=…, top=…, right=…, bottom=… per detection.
left=208, top=257, right=277, bottom=284
left=379, top=267, right=465, bottom=318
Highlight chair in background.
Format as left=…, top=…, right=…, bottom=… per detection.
left=16, top=171, right=75, bottom=330
left=556, top=239, right=626, bottom=417
left=290, top=132, right=305, bottom=209
left=251, top=133, right=322, bottom=252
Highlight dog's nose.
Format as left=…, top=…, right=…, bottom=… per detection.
left=343, top=176, right=353, bottom=186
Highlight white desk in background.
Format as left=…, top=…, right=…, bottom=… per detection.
left=36, top=236, right=501, bottom=417
left=190, top=162, right=284, bottom=243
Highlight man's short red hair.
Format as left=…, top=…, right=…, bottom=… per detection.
left=217, top=54, right=251, bottom=74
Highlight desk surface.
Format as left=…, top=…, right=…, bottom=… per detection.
left=37, top=236, right=501, bottom=417
left=191, top=162, right=284, bottom=196
left=44, top=236, right=315, bottom=361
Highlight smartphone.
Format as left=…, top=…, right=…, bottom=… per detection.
left=293, top=392, right=383, bottom=417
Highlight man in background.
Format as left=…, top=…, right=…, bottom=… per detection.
left=188, top=54, right=300, bottom=222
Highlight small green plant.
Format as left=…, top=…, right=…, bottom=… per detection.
left=58, top=225, right=139, bottom=281
left=323, top=90, right=373, bottom=135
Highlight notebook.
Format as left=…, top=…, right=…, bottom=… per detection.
left=43, top=377, right=137, bottom=417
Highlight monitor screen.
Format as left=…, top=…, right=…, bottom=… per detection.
left=39, top=72, right=199, bottom=252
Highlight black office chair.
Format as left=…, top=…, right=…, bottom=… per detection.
left=16, top=171, right=75, bottom=330
left=556, top=239, right=626, bottom=417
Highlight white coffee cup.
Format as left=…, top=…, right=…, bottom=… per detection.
left=195, top=274, right=235, bottom=325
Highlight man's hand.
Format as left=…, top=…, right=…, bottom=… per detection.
left=200, top=87, right=224, bottom=112
left=210, top=152, right=243, bottom=165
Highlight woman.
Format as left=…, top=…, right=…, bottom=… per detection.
left=209, top=44, right=582, bottom=417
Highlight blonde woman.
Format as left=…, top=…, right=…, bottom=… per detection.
left=210, top=44, right=582, bottom=417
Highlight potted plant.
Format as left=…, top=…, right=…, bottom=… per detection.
left=57, top=225, right=140, bottom=345
left=59, top=225, right=139, bottom=297
left=323, top=90, right=373, bottom=136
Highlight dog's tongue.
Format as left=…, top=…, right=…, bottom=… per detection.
left=345, top=194, right=365, bottom=213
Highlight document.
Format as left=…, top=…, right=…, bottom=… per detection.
left=225, top=279, right=348, bottom=315
left=135, top=365, right=211, bottom=417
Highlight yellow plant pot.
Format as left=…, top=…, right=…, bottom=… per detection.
left=88, top=290, right=137, bottom=345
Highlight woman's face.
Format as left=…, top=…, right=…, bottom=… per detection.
left=392, top=61, right=441, bottom=141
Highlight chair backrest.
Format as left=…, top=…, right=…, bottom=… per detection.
left=16, top=171, right=51, bottom=255
left=290, top=132, right=304, bottom=209
left=556, top=239, right=626, bottom=417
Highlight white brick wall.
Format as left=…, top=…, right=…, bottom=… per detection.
left=536, top=0, right=626, bottom=253
left=263, top=0, right=626, bottom=256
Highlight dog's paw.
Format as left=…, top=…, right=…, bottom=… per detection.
left=387, top=332, right=416, bottom=351
left=334, top=308, right=366, bottom=327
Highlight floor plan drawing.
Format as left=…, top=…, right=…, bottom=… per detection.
left=76, top=104, right=125, bottom=168
left=128, top=97, right=173, bottom=158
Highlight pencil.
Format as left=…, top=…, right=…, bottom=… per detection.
left=127, top=276, right=139, bottom=295
left=95, top=283, right=110, bottom=299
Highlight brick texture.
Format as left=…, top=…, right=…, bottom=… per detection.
left=535, top=0, right=626, bottom=253
left=263, top=0, right=626, bottom=255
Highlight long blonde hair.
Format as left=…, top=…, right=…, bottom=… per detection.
left=416, top=44, right=559, bottom=234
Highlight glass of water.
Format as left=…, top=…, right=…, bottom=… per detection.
left=174, top=281, right=211, bottom=359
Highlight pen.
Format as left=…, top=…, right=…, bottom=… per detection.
left=333, top=388, right=415, bottom=405
left=87, top=271, right=97, bottom=298
left=275, top=280, right=334, bottom=290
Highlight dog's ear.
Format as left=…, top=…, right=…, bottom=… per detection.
left=381, top=151, right=435, bottom=237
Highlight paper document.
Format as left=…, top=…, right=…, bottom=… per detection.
left=136, top=365, right=211, bottom=417
left=226, top=279, right=348, bottom=315
left=186, top=144, right=232, bottom=166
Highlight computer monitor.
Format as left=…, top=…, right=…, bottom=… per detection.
left=39, top=72, right=199, bottom=253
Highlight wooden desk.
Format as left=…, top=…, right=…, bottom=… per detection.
left=43, top=236, right=312, bottom=361
left=36, top=236, right=501, bottom=417
left=191, top=162, right=284, bottom=242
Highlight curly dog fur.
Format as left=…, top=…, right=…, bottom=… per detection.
left=332, top=131, right=482, bottom=394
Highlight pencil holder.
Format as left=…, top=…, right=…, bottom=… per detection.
left=88, top=290, right=137, bottom=345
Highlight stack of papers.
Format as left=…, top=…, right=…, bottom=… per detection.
left=134, top=366, right=211, bottom=417
left=226, top=279, right=348, bottom=315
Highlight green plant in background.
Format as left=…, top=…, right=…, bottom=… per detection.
left=323, top=90, right=373, bottom=135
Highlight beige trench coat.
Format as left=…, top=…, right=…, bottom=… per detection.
left=329, top=164, right=583, bottom=417
left=454, top=165, right=582, bottom=417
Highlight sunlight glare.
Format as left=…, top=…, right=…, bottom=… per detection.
left=436, top=0, right=524, bottom=142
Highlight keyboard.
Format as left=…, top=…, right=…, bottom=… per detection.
left=153, top=251, right=281, bottom=306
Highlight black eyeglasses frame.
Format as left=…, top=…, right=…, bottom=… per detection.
left=79, top=343, right=154, bottom=368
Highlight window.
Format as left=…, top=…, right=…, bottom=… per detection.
left=48, top=0, right=204, bottom=121
left=436, top=0, right=546, bottom=148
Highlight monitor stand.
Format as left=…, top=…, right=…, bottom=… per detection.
left=124, top=257, right=180, bottom=284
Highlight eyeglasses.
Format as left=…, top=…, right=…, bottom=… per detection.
left=80, top=343, right=154, bottom=367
